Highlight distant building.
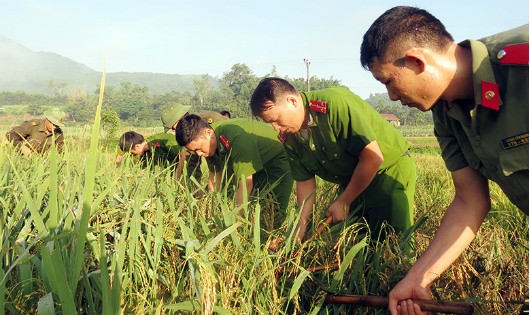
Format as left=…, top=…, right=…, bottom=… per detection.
left=380, top=113, right=401, bottom=127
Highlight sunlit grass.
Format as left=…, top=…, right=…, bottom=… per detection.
left=0, top=119, right=527, bottom=314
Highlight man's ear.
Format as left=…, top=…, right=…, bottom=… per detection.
left=404, top=48, right=427, bottom=73
left=287, top=95, right=298, bottom=108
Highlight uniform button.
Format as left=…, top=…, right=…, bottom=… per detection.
left=497, top=49, right=506, bottom=60
left=484, top=91, right=495, bottom=100
left=322, top=160, right=326, bottom=164
left=334, top=153, right=338, bottom=158
left=474, top=135, right=480, bottom=141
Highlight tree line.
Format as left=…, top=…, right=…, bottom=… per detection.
left=0, top=63, right=431, bottom=126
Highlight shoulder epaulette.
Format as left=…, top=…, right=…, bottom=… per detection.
left=309, top=100, right=328, bottom=114
left=219, top=134, right=231, bottom=150
left=497, top=43, right=529, bottom=65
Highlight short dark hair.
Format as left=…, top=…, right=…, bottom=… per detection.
left=119, top=131, right=145, bottom=152
left=250, top=77, right=298, bottom=117
left=175, top=114, right=212, bottom=146
left=220, top=110, right=231, bottom=118
left=360, top=6, right=454, bottom=69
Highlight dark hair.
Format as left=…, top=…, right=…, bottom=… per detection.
left=360, top=6, right=454, bottom=69
left=175, top=114, right=212, bottom=146
left=119, top=131, right=145, bottom=152
left=219, top=110, right=231, bottom=118
left=250, top=77, right=298, bottom=117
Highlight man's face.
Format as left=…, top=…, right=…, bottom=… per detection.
left=258, top=96, right=305, bottom=134
left=130, top=141, right=147, bottom=156
left=369, top=59, right=439, bottom=112
left=185, top=129, right=217, bottom=157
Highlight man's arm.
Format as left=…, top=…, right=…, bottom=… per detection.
left=388, top=166, right=490, bottom=315
left=296, top=177, right=317, bottom=240
left=207, top=171, right=222, bottom=192
left=326, top=140, right=383, bottom=222
left=236, top=175, right=254, bottom=215
left=174, top=149, right=187, bottom=179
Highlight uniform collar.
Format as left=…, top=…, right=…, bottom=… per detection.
left=461, top=39, right=503, bottom=109
left=300, top=92, right=318, bottom=128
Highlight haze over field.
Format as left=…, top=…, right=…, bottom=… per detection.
left=0, top=1, right=527, bottom=98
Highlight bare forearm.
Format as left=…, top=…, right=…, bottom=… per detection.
left=296, top=178, right=316, bottom=239
left=405, top=168, right=490, bottom=287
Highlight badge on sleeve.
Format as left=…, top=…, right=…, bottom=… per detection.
left=309, top=100, right=328, bottom=114
left=219, top=134, right=231, bottom=150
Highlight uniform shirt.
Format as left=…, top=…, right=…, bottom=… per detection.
left=432, top=24, right=528, bottom=211
left=206, top=118, right=290, bottom=183
left=283, top=87, right=409, bottom=188
left=5, top=118, right=64, bottom=153
left=141, top=132, right=181, bottom=167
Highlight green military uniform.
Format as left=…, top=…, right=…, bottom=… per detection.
left=432, top=24, right=528, bottom=212
left=185, top=111, right=227, bottom=179
left=141, top=132, right=181, bottom=167
left=5, top=119, right=64, bottom=153
left=207, top=118, right=294, bottom=229
left=283, top=87, right=416, bottom=234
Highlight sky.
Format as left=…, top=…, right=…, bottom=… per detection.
left=0, top=0, right=528, bottom=99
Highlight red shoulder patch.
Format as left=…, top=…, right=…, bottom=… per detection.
left=219, top=134, right=231, bottom=150
left=498, top=43, right=529, bottom=65
left=151, top=141, right=161, bottom=148
left=309, top=100, right=328, bottom=114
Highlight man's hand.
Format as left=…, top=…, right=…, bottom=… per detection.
left=21, top=145, right=32, bottom=156
left=389, top=276, right=431, bottom=315
left=325, top=199, right=349, bottom=223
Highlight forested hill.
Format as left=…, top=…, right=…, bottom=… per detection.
left=0, top=35, right=208, bottom=95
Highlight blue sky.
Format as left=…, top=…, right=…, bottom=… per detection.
left=0, top=0, right=528, bottom=98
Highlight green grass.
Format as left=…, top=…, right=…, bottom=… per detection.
left=0, top=119, right=527, bottom=314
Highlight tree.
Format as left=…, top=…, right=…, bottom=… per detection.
left=27, top=103, right=45, bottom=116
left=102, top=109, right=121, bottom=141
left=193, top=74, right=213, bottom=106
left=218, top=63, right=260, bottom=117
left=48, top=80, right=68, bottom=97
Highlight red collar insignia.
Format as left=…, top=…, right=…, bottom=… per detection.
left=277, top=130, right=287, bottom=144
left=309, top=100, right=328, bottom=114
left=480, top=81, right=500, bottom=110
left=219, top=134, right=231, bottom=150
left=151, top=141, right=161, bottom=148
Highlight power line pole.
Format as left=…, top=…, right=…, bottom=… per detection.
left=303, top=58, right=310, bottom=92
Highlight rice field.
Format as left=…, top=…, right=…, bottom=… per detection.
left=0, top=112, right=527, bottom=313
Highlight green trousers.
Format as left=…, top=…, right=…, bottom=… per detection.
left=348, top=153, right=416, bottom=236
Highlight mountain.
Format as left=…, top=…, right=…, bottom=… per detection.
left=0, top=35, right=211, bottom=95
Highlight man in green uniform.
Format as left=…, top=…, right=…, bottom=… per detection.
left=250, top=78, right=416, bottom=242
left=5, top=108, right=67, bottom=155
left=175, top=114, right=294, bottom=230
left=360, top=6, right=528, bottom=314
left=161, top=105, right=226, bottom=180
left=118, top=131, right=183, bottom=173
